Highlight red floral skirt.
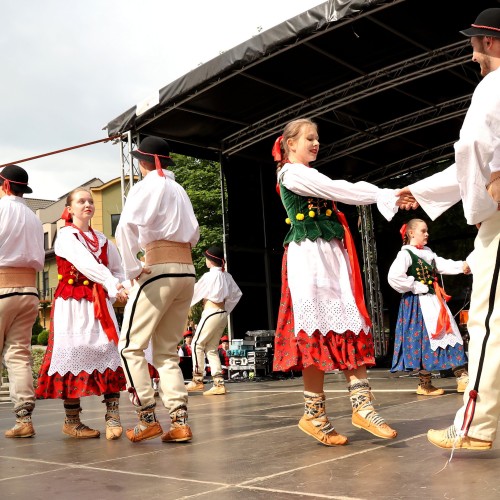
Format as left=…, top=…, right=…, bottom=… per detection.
left=36, top=328, right=127, bottom=400
left=273, top=247, right=376, bottom=373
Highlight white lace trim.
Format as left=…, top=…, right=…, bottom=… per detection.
left=48, top=343, right=122, bottom=376
left=419, top=294, right=464, bottom=351
left=49, top=296, right=121, bottom=376
left=294, top=298, right=370, bottom=336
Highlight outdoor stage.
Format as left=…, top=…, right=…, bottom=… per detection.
left=1, top=369, right=499, bottom=499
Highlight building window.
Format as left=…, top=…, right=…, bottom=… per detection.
left=44, top=232, right=49, bottom=250
left=42, top=271, right=49, bottom=299
left=111, top=214, right=120, bottom=236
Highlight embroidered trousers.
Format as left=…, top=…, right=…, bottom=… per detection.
left=453, top=211, right=500, bottom=441
left=119, top=263, right=195, bottom=411
left=0, top=287, right=39, bottom=407
left=192, top=308, right=228, bottom=377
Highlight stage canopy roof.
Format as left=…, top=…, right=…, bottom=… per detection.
left=106, top=0, right=496, bottom=185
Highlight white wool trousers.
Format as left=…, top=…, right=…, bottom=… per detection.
left=192, top=308, right=228, bottom=378
left=0, top=287, right=39, bottom=408
left=454, top=210, right=500, bottom=442
left=119, top=262, right=195, bottom=412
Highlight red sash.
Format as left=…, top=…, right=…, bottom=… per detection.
left=93, top=283, right=119, bottom=344
left=335, top=209, right=372, bottom=327
left=432, top=281, right=452, bottom=338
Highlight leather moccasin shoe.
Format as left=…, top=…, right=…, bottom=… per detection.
left=427, top=426, right=492, bottom=450
left=161, top=424, right=193, bottom=443
left=5, top=422, right=36, bottom=438
left=126, top=422, right=163, bottom=443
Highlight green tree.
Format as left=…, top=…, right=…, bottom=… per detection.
left=170, top=154, right=225, bottom=275
left=170, top=154, right=226, bottom=324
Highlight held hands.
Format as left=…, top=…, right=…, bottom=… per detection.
left=116, top=282, right=129, bottom=303
left=463, top=262, right=471, bottom=275
left=486, top=173, right=500, bottom=203
left=396, top=187, right=419, bottom=211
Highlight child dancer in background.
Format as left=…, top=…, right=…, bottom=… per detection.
left=187, top=246, right=242, bottom=395
left=36, top=188, right=127, bottom=440
left=388, top=218, right=470, bottom=395
left=272, top=117, right=398, bottom=446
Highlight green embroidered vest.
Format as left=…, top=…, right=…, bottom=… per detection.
left=405, top=249, right=436, bottom=294
left=279, top=183, right=344, bottom=245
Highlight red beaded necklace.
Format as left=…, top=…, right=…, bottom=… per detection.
left=71, top=223, right=99, bottom=252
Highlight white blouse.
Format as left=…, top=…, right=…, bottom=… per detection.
left=116, top=169, right=200, bottom=280
left=191, top=267, right=242, bottom=314
left=410, top=67, right=500, bottom=225
left=0, top=196, right=44, bottom=270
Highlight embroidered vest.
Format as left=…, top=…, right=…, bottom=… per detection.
left=279, top=183, right=344, bottom=245
left=405, top=249, right=436, bottom=295
left=54, top=237, right=109, bottom=301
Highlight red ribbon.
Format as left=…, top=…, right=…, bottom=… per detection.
left=134, top=148, right=167, bottom=178
left=154, top=155, right=165, bottom=178
left=335, top=209, right=372, bottom=327
left=272, top=136, right=283, bottom=162
left=93, top=283, right=119, bottom=344
left=431, top=281, right=452, bottom=338
left=399, top=223, right=407, bottom=242
left=60, top=207, right=73, bottom=225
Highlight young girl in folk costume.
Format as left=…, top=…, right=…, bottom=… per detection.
left=388, top=219, right=470, bottom=395
left=36, top=188, right=128, bottom=440
left=272, top=118, right=398, bottom=446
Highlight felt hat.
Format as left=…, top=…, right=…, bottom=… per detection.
left=204, top=246, right=224, bottom=267
left=461, top=8, right=500, bottom=38
left=131, top=136, right=176, bottom=167
left=220, top=335, right=229, bottom=342
left=183, top=330, right=193, bottom=338
left=0, top=165, right=32, bottom=194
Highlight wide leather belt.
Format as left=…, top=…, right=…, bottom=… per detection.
left=145, top=240, right=193, bottom=265
left=0, top=267, right=37, bottom=287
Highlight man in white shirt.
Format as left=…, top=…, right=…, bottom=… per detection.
left=0, top=165, right=44, bottom=438
left=116, top=136, right=199, bottom=443
left=399, top=8, right=500, bottom=451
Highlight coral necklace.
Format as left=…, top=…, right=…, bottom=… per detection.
left=71, top=223, right=99, bottom=252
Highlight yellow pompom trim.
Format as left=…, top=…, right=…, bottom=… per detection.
left=68, top=279, right=74, bottom=285
left=296, top=213, right=305, bottom=221
left=58, top=274, right=63, bottom=280
left=428, top=280, right=433, bottom=285
left=285, top=218, right=291, bottom=225
left=83, top=280, right=89, bottom=286
left=325, top=209, right=332, bottom=217
left=420, top=280, right=425, bottom=284
left=308, top=211, right=316, bottom=218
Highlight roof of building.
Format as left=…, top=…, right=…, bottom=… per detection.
left=25, top=197, right=56, bottom=213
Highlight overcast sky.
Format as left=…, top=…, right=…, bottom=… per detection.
left=1, top=0, right=321, bottom=200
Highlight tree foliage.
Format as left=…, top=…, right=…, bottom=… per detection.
left=170, top=154, right=226, bottom=323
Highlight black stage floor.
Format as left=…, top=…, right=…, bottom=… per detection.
left=1, top=369, right=499, bottom=500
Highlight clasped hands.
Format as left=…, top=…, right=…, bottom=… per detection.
left=395, top=187, right=419, bottom=211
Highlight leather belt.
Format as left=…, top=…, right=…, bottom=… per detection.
left=145, top=240, right=192, bottom=265
left=0, top=267, right=37, bottom=288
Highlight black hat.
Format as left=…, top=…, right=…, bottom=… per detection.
left=204, top=246, right=225, bottom=266
left=0, top=165, right=32, bottom=194
left=461, top=8, right=500, bottom=38
left=131, top=136, right=176, bottom=167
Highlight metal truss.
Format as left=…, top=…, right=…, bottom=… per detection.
left=118, top=131, right=141, bottom=206
left=315, top=95, right=470, bottom=167
left=358, top=204, right=386, bottom=357
left=222, top=40, right=471, bottom=157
